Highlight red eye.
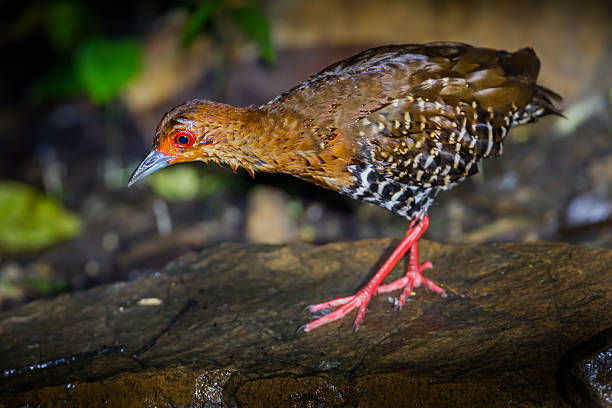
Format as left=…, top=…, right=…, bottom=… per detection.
left=173, top=130, right=195, bottom=148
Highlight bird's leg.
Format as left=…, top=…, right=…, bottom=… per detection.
left=302, top=215, right=432, bottom=332
left=376, top=239, right=447, bottom=311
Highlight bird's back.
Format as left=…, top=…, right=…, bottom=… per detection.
left=263, top=42, right=559, bottom=132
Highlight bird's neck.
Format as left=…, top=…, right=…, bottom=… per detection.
left=214, top=105, right=314, bottom=176
left=203, top=103, right=354, bottom=192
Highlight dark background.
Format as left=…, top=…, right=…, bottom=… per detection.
left=1, top=0, right=611, bottom=309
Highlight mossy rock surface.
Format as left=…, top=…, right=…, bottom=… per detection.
left=1, top=239, right=612, bottom=407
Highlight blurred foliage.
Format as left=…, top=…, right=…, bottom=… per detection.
left=10, top=0, right=142, bottom=104
left=76, top=37, right=142, bottom=104
left=7, top=0, right=274, bottom=105
left=26, top=277, right=69, bottom=295
left=287, top=198, right=304, bottom=219
left=182, top=0, right=276, bottom=63
left=182, top=0, right=224, bottom=46
left=40, top=62, right=82, bottom=100
left=149, top=165, right=241, bottom=201
left=0, top=181, right=82, bottom=252
left=231, top=7, right=275, bottom=63
left=44, top=1, right=86, bottom=52
left=150, top=166, right=201, bottom=200
left=0, top=280, right=21, bottom=300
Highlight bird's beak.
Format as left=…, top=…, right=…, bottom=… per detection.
left=128, top=150, right=170, bottom=187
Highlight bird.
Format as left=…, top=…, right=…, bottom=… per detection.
left=129, top=42, right=562, bottom=332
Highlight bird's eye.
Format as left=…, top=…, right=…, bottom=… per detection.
left=173, top=130, right=195, bottom=148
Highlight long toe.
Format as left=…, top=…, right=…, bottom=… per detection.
left=307, top=295, right=356, bottom=313
left=302, top=294, right=364, bottom=332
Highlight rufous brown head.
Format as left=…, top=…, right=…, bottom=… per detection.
left=128, top=99, right=256, bottom=187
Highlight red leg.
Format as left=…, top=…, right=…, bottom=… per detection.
left=302, top=215, right=435, bottom=332
left=377, top=240, right=446, bottom=311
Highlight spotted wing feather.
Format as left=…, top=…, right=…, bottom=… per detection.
left=356, top=96, right=516, bottom=189
left=352, top=45, right=558, bottom=189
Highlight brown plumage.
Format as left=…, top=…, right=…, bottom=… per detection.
left=130, top=42, right=562, bottom=331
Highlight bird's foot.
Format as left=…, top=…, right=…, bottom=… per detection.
left=300, top=215, right=431, bottom=332
left=302, top=279, right=378, bottom=332
left=377, top=241, right=447, bottom=311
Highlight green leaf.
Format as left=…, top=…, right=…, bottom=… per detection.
left=45, top=1, right=85, bottom=52
left=181, top=0, right=224, bottom=47
left=231, top=7, right=275, bottom=63
left=76, top=37, right=142, bottom=104
left=0, top=181, right=82, bottom=252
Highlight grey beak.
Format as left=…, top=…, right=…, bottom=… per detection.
left=128, top=150, right=170, bottom=187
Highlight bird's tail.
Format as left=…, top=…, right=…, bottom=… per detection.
left=514, top=85, right=564, bottom=125
left=532, top=85, right=564, bottom=118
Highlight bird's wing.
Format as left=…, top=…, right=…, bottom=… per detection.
left=351, top=45, right=547, bottom=189
left=353, top=96, right=502, bottom=189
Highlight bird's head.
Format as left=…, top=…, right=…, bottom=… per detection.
left=128, top=99, right=259, bottom=187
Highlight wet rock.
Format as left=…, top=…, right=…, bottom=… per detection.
left=245, top=186, right=298, bottom=244
left=558, top=327, right=612, bottom=408
left=1, top=239, right=612, bottom=407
